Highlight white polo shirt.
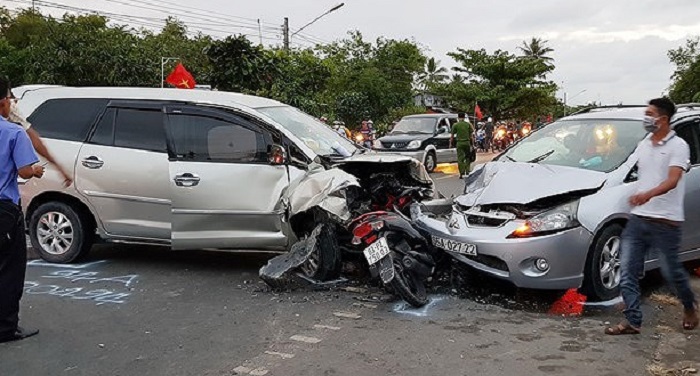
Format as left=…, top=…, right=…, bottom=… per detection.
left=631, top=131, right=690, bottom=222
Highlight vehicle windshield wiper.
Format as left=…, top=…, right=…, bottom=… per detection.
left=527, top=149, right=555, bottom=164
left=504, top=155, right=516, bottom=162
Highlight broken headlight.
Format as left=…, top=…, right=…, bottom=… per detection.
left=509, top=200, right=580, bottom=238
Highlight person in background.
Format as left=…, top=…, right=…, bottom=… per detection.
left=0, top=78, right=42, bottom=343
left=606, top=97, right=698, bottom=335
left=484, top=117, right=495, bottom=150
left=450, top=112, right=474, bottom=178
left=9, top=92, right=72, bottom=187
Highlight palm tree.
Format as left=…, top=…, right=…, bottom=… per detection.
left=418, top=57, right=449, bottom=92
left=518, top=37, right=554, bottom=62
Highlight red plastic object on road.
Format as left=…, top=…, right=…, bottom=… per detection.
left=548, top=289, right=588, bottom=317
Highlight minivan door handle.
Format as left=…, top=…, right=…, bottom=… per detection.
left=174, top=173, right=201, bottom=187
left=81, top=156, right=104, bottom=169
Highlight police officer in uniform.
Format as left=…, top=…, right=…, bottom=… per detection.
left=0, top=78, right=43, bottom=343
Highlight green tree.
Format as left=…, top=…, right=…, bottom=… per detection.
left=418, top=57, right=448, bottom=92
left=668, top=36, right=700, bottom=103
left=446, top=48, right=557, bottom=119
left=206, top=35, right=281, bottom=93
left=518, top=37, right=554, bottom=62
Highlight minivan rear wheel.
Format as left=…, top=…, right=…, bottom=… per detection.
left=29, top=202, right=93, bottom=263
left=581, top=224, right=623, bottom=301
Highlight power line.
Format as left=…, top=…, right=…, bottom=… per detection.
left=8, top=0, right=284, bottom=41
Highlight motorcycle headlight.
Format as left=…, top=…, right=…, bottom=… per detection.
left=509, top=200, right=580, bottom=238
left=407, top=140, right=422, bottom=149
left=373, top=140, right=383, bottom=149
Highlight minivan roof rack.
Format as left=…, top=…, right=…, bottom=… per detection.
left=570, top=105, right=646, bottom=116
left=677, top=103, right=700, bottom=110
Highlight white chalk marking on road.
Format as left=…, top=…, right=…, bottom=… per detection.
left=249, top=368, right=269, bottom=376
left=290, top=335, right=322, bottom=344
left=352, top=302, right=377, bottom=309
left=233, top=365, right=252, bottom=374
left=27, top=260, right=107, bottom=269
left=264, top=351, right=295, bottom=359
left=333, top=312, right=362, bottom=319
left=313, top=324, right=341, bottom=331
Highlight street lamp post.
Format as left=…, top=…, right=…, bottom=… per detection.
left=285, top=3, right=344, bottom=51
left=161, top=57, right=180, bottom=88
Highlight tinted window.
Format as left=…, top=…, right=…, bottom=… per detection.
left=114, top=109, right=166, bottom=152
left=89, top=108, right=115, bottom=146
left=675, top=119, right=700, bottom=165
left=27, top=98, right=109, bottom=142
left=167, top=114, right=268, bottom=163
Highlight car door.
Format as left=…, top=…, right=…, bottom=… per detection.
left=164, top=105, right=290, bottom=251
left=75, top=101, right=171, bottom=241
left=674, top=116, right=700, bottom=254
left=434, top=117, right=457, bottom=163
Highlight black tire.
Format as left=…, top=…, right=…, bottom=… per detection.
left=390, top=259, right=429, bottom=307
left=29, top=201, right=93, bottom=263
left=581, top=223, right=624, bottom=301
left=424, top=151, right=437, bottom=173
left=298, top=223, right=341, bottom=281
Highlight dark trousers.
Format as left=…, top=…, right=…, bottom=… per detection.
left=0, top=200, right=26, bottom=337
left=620, top=215, right=697, bottom=328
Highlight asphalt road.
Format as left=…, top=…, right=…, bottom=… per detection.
left=2, top=154, right=697, bottom=376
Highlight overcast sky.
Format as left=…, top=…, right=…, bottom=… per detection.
left=7, top=0, right=700, bottom=105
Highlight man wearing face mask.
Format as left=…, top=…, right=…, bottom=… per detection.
left=8, top=91, right=72, bottom=187
left=606, top=97, right=698, bottom=335
left=0, top=78, right=42, bottom=343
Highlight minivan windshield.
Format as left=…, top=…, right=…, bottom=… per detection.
left=391, top=117, right=437, bottom=134
left=499, top=119, right=647, bottom=172
left=257, top=106, right=358, bottom=157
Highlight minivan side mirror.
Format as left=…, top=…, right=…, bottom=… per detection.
left=437, top=127, right=448, bottom=135
left=268, top=144, right=287, bottom=165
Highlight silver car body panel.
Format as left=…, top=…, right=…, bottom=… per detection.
left=169, top=161, right=291, bottom=250
left=456, top=162, right=607, bottom=207
left=75, top=143, right=171, bottom=240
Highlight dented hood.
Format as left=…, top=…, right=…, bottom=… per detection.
left=456, top=162, right=606, bottom=207
left=283, top=163, right=361, bottom=222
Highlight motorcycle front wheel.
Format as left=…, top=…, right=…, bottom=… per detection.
left=390, top=260, right=429, bottom=308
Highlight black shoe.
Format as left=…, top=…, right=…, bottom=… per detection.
left=0, top=327, right=39, bottom=343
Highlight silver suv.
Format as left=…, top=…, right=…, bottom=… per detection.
left=17, top=86, right=361, bottom=263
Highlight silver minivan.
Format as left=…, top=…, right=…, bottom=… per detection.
left=412, top=105, right=700, bottom=301
left=17, top=86, right=362, bottom=263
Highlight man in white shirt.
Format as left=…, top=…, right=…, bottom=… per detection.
left=606, top=98, right=698, bottom=335
left=8, top=93, right=72, bottom=187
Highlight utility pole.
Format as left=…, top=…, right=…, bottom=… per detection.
left=283, top=17, right=290, bottom=52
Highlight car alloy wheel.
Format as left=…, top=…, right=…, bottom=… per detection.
left=37, top=211, right=74, bottom=256
left=424, top=152, right=436, bottom=172
left=599, top=236, right=621, bottom=289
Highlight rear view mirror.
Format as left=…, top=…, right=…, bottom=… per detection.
left=437, top=127, right=448, bottom=134
left=268, top=144, right=287, bottom=165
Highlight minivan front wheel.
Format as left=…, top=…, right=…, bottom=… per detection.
left=581, top=224, right=623, bottom=301
left=29, top=202, right=93, bottom=263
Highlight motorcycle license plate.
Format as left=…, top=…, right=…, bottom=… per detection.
left=432, top=236, right=477, bottom=256
left=363, top=237, right=391, bottom=265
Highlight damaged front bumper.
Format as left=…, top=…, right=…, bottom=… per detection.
left=411, top=202, right=593, bottom=290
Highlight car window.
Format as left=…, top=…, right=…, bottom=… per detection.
left=675, top=119, right=700, bottom=165
left=500, top=119, right=647, bottom=172
left=391, top=117, right=437, bottom=134
left=27, top=98, right=109, bottom=142
left=167, top=114, right=268, bottom=163
left=89, top=108, right=115, bottom=146
left=113, top=109, right=166, bottom=152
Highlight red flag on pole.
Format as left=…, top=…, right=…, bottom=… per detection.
left=166, top=63, right=196, bottom=89
left=474, top=104, right=484, bottom=121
